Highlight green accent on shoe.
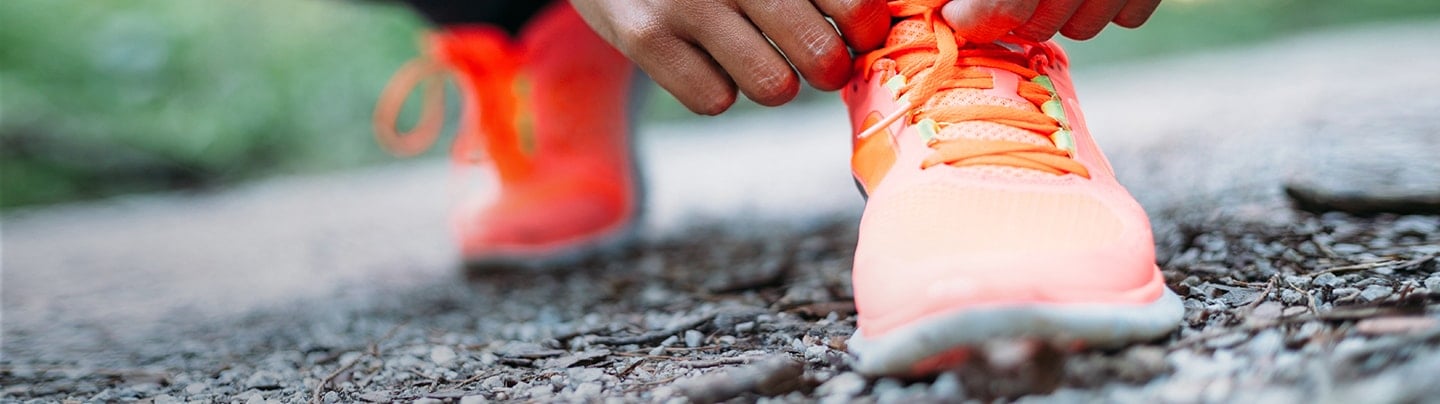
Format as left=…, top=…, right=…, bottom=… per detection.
left=916, top=118, right=938, bottom=144
left=1031, top=75, right=1056, bottom=94
left=1042, top=99, right=1068, bottom=128
left=884, top=75, right=907, bottom=96
left=1051, top=129, right=1076, bottom=154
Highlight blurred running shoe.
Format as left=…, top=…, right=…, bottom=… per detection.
left=843, top=0, right=1183, bottom=375
left=374, top=3, right=641, bottom=266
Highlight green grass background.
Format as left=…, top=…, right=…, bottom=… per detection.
left=3, top=0, right=1438, bottom=209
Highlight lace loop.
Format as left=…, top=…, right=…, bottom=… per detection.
left=373, top=58, right=448, bottom=157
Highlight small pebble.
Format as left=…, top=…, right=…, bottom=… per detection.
left=414, top=399, right=443, bottom=404
left=684, top=330, right=704, bottom=348
left=430, top=346, right=458, bottom=366
left=930, top=372, right=963, bottom=398
left=184, top=382, right=208, bottom=395
left=575, top=382, right=603, bottom=397
left=1360, top=285, right=1393, bottom=302
left=1331, top=287, right=1360, bottom=299
left=1280, top=289, right=1305, bottom=305
left=816, top=372, right=867, bottom=397
left=244, top=371, right=282, bottom=389
left=1313, top=273, right=1344, bottom=288
left=1424, top=276, right=1440, bottom=295
left=1283, top=275, right=1312, bottom=288
left=459, top=396, right=486, bottom=404
left=735, top=322, right=756, bottom=333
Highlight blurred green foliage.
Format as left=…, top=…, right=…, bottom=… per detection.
left=3, top=0, right=1439, bottom=210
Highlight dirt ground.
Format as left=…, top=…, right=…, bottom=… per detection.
left=4, top=21, right=1440, bottom=403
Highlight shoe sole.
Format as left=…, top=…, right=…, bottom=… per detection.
left=461, top=221, right=639, bottom=272
left=847, top=278, right=1184, bottom=376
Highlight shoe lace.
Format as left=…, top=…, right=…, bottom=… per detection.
left=858, top=0, right=1089, bottom=178
left=373, top=58, right=447, bottom=157
left=372, top=36, right=534, bottom=180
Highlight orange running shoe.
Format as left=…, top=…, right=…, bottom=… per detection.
left=374, top=3, right=642, bottom=266
left=843, top=1, right=1182, bottom=375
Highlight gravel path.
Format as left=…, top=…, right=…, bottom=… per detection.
left=4, top=21, right=1440, bottom=403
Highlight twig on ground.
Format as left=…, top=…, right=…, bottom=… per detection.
left=1243, top=277, right=1278, bottom=313
left=1316, top=259, right=1405, bottom=275
left=675, top=356, right=760, bottom=368
left=617, top=358, right=648, bottom=378
left=586, top=314, right=717, bottom=346
left=310, top=356, right=361, bottom=404
left=310, top=321, right=408, bottom=404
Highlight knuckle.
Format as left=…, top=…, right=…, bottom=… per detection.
left=748, top=68, right=798, bottom=106
left=620, top=18, right=673, bottom=51
left=798, top=25, right=846, bottom=61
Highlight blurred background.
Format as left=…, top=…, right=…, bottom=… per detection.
left=3, top=0, right=1439, bottom=210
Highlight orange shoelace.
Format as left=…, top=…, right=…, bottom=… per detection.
left=860, top=0, right=1089, bottom=178
left=372, top=36, right=534, bottom=181
left=374, top=58, right=448, bottom=158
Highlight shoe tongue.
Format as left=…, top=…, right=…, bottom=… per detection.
left=882, top=17, right=1050, bottom=151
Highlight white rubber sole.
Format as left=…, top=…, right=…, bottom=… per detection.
left=848, top=287, right=1185, bottom=375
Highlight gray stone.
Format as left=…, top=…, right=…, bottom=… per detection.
left=1314, top=273, right=1344, bottom=288
left=184, top=382, right=208, bottom=395
left=684, top=330, right=705, bottom=348
left=430, top=346, right=458, bottom=366
left=244, top=371, right=282, bottom=390
left=1424, top=276, right=1440, bottom=295
left=414, top=399, right=443, bottom=404
left=1360, top=285, right=1394, bottom=302
left=736, top=322, right=756, bottom=333
left=574, top=382, right=603, bottom=397
left=1332, top=287, right=1361, bottom=299
left=930, top=372, right=963, bottom=398
left=816, top=372, right=867, bottom=397
left=459, top=396, right=487, bottom=404
left=528, top=383, right=555, bottom=398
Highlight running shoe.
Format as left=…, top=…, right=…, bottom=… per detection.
left=843, top=0, right=1183, bottom=375
left=374, top=3, right=642, bottom=266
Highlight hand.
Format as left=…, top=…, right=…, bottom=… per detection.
left=572, top=0, right=890, bottom=115
left=940, top=0, right=1162, bottom=43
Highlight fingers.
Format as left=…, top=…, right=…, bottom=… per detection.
left=814, top=0, right=891, bottom=52
left=1113, top=0, right=1162, bottom=28
left=678, top=2, right=800, bottom=107
left=584, top=2, right=739, bottom=115
left=740, top=0, right=851, bottom=90
left=1060, top=0, right=1128, bottom=40
left=941, top=0, right=1158, bottom=43
left=941, top=0, right=1040, bottom=43
left=1012, top=0, right=1084, bottom=41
